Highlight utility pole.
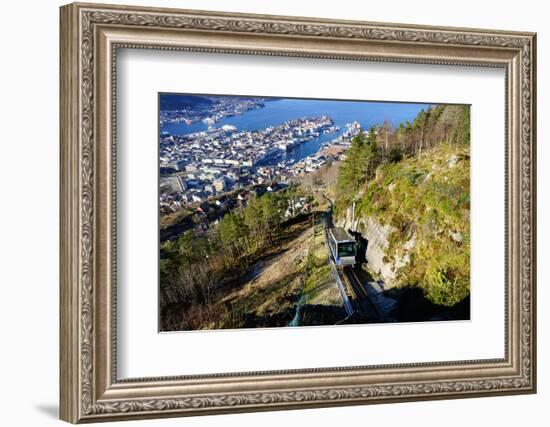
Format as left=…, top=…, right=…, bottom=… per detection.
left=351, top=200, right=355, bottom=231
left=312, top=210, right=315, bottom=248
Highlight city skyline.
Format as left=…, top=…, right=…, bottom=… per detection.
left=159, top=93, right=432, bottom=221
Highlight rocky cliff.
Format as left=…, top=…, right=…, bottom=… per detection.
left=335, top=142, right=470, bottom=307
left=337, top=206, right=415, bottom=287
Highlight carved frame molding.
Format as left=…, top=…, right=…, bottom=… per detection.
left=60, top=2, right=536, bottom=423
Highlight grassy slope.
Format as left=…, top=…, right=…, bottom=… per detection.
left=303, top=215, right=340, bottom=306
left=209, top=216, right=311, bottom=329
left=357, top=143, right=470, bottom=307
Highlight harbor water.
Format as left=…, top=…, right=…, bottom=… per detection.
left=160, top=98, right=432, bottom=165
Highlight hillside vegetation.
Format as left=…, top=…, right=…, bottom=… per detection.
left=159, top=186, right=312, bottom=330
left=335, top=104, right=470, bottom=308
left=358, top=144, right=470, bottom=306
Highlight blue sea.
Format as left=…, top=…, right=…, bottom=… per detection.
left=160, top=98, right=432, bottom=164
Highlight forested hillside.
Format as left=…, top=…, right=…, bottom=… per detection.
left=159, top=186, right=312, bottom=330
left=336, top=104, right=470, bottom=211
left=159, top=94, right=214, bottom=110
left=335, top=104, right=470, bottom=309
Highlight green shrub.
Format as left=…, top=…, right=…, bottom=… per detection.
left=425, top=266, right=470, bottom=307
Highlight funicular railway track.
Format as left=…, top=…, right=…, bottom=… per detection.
left=339, top=266, right=380, bottom=322
left=322, top=196, right=382, bottom=323
left=325, top=231, right=380, bottom=321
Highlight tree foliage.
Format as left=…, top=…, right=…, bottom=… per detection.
left=159, top=188, right=304, bottom=329
left=336, top=127, right=379, bottom=203
left=336, top=104, right=471, bottom=307
left=335, top=105, right=469, bottom=213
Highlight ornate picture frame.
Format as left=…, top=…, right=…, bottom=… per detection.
left=60, top=2, right=536, bottom=423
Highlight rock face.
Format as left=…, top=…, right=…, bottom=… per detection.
left=336, top=205, right=414, bottom=287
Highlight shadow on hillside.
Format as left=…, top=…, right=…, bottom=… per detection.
left=241, top=306, right=298, bottom=328
left=301, top=304, right=349, bottom=326
left=391, top=287, right=470, bottom=322
left=234, top=303, right=348, bottom=329
left=348, top=230, right=368, bottom=264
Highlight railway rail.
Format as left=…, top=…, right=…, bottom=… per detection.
left=322, top=195, right=389, bottom=323
left=341, top=266, right=382, bottom=321
left=326, top=228, right=380, bottom=321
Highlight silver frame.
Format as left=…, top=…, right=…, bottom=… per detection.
left=60, top=2, right=536, bottom=423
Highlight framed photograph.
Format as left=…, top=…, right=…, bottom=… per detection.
left=60, top=2, right=537, bottom=423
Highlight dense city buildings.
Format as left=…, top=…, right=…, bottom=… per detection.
left=159, top=103, right=362, bottom=215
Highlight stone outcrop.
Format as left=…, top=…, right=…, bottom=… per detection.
left=336, top=205, right=415, bottom=287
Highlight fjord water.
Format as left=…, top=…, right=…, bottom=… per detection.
left=160, top=98, right=432, bottom=164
